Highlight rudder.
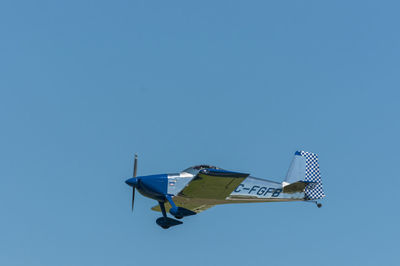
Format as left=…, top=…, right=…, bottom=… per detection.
left=297, top=150, right=325, bottom=200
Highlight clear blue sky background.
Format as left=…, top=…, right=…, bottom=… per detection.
left=1, top=1, right=399, bottom=265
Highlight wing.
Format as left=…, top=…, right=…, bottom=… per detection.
left=151, top=196, right=218, bottom=213
left=151, top=168, right=249, bottom=213
left=179, top=169, right=249, bottom=199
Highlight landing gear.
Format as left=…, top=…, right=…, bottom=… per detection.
left=156, top=217, right=172, bottom=229
left=307, top=200, right=323, bottom=208
left=159, top=221, right=170, bottom=229
left=156, top=216, right=182, bottom=229
left=156, top=201, right=182, bottom=229
left=166, top=195, right=196, bottom=219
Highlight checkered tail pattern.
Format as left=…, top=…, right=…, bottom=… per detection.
left=298, top=151, right=325, bottom=200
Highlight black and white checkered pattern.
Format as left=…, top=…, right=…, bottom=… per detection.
left=300, top=151, right=325, bottom=200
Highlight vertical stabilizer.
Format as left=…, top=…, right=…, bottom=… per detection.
left=285, top=151, right=325, bottom=200
left=285, top=153, right=306, bottom=185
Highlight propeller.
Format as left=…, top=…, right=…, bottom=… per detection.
left=131, top=154, right=138, bottom=212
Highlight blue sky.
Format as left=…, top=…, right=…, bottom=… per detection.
left=1, top=1, right=399, bottom=265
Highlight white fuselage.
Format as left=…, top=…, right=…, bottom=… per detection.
left=167, top=171, right=305, bottom=202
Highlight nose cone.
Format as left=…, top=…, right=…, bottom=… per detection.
left=125, top=177, right=138, bottom=187
left=125, top=174, right=168, bottom=201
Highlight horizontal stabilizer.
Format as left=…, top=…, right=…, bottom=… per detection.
left=283, top=181, right=315, bottom=193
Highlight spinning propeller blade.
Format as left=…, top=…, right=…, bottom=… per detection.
left=133, top=154, right=137, bottom=178
left=132, top=188, right=135, bottom=211
left=131, top=154, right=138, bottom=212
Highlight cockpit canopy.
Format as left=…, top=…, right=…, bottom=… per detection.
left=182, top=165, right=221, bottom=174
left=192, top=165, right=220, bottom=170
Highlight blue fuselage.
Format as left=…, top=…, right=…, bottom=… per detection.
left=126, top=174, right=169, bottom=201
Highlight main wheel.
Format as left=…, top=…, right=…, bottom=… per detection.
left=161, top=225, right=170, bottom=229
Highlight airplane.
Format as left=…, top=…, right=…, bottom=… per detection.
left=125, top=150, right=325, bottom=229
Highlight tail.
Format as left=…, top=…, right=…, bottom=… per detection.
left=284, top=150, right=325, bottom=200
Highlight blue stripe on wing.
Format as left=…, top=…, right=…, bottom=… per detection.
left=199, top=168, right=249, bottom=178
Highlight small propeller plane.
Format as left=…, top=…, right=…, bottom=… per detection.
left=125, top=150, right=325, bottom=229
